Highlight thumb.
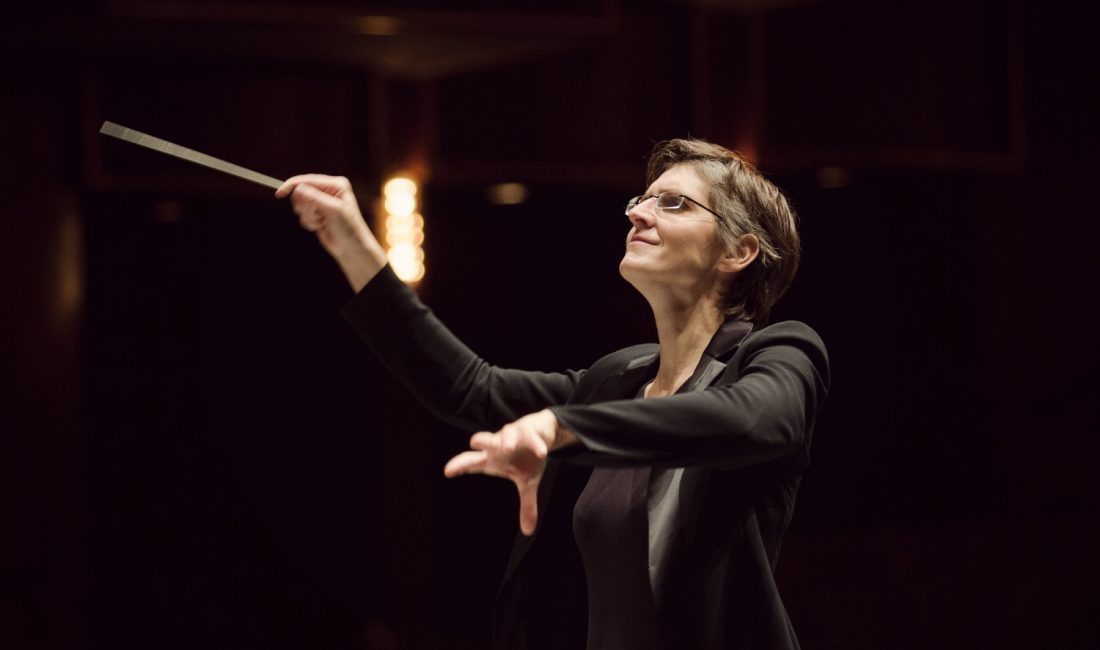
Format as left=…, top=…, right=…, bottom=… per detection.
left=517, top=478, right=540, bottom=536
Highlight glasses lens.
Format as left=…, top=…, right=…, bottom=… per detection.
left=656, top=193, right=685, bottom=210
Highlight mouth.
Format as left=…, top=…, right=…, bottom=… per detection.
left=629, top=234, right=657, bottom=245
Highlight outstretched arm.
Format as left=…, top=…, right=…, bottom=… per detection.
left=279, top=173, right=582, bottom=433
left=549, top=325, right=828, bottom=469
left=442, top=324, right=828, bottom=534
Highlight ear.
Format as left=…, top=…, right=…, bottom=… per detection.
left=717, top=233, right=760, bottom=274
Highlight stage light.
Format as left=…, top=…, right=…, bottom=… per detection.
left=357, top=16, right=401, bottom=36
left=383, top=177, right=418, bottom=198
left=380, top=176, right=425, bottom=285
left=816, top=166, right=852, bottom=189
left=384, top=193, right=416, bottom=217
left=487, top=182, right=528, bottom=205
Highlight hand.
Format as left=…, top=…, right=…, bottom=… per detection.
left=444, top=409, right=566, bottom=536
left=275, top=174, right=387, bottom=290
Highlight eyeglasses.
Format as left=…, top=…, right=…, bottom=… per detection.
left=625, top=192, right=722, bottom=220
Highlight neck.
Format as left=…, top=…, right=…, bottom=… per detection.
left=646, top=293, right=724, bottom=398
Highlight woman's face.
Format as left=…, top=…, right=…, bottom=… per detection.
left=619, top=164, right=729, bottom=298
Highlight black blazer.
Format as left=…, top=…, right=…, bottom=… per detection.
left=343, top=266, right=830, bottom=650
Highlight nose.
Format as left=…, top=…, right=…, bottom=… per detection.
left=627, top=199, right=657, bottom=229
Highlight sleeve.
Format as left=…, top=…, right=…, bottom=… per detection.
left=341, top=265, right=583, bottom=433
left=549, top=323, right=829, bottom=469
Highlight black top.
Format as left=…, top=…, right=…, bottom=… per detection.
left=574, top=465, right=661, bottom=650
left=342, top=266, right=830, bottom=649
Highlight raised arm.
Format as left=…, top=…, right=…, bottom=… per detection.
left=277, top=174, right=581, bottom=433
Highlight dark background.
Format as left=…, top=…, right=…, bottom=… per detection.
left=3, top=1, right=1097, bottom=648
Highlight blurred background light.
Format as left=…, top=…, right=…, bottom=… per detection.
left=380, top=176, right=424, bottom=285
left=486, top=182, right=529, bottom=205
left=816, top=166, right=853, bottom=189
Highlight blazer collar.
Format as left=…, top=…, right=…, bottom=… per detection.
left=611, top=318, right=754, bottom=397
left=680, top=318, right=753, bottom=393
left=703, top=318, right=754, bottom=361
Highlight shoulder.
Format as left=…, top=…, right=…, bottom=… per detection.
left=736, top=321, right=830, bottom=384
left=746, top=320, right=826, bottom=352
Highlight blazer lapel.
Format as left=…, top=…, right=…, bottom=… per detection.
left=704, top=318, right=753, bottom=362
left=671, top=318, right=754, bottom=553
left=680, top=319, right=753, bottom=393
left=584, top=351, right=659, bottom=404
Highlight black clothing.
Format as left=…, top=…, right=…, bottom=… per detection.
left=342, top=266, right=830, bottom=649
left=574, top=465, right=661, bottom=650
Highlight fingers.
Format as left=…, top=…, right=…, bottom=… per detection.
left=517, top=427, right=548, bottom=460
left=448, top=425, right=546, bottom=537
left=475, top=425, right=548, bottom=459
left=468, top=431, right=498, bottom=451
left=273, top=181, right=294, bottom=198
left=291, top=183, right=345, bottom=212
left=443, top=450, right=489, bottom=478
left=275, top=174, right=352, bottom=199
left=284, top=183, right=353, bottom=232
left=446, top=430, right=505, bottom=476
left=292, top=185, right=330, bottom=231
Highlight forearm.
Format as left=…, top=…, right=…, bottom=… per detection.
left=342, top=267, right=581, bottom=432
left=551, top=389, right=804, bottom=467
left=550, top=338, right=827, bottom=468
left=332, top=230, right=388, bottom=293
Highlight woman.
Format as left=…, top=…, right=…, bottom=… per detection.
left=275, top=139, right=829, bottom=649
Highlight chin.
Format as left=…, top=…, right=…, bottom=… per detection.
left=619, top=255, right=655, bottom=284
left=618, top=253, right=638, bottom=275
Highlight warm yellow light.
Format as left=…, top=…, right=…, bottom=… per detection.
left=382, top=176, right=424, bottom=286
left=487, top=182, right=529, bottom=205
left=386, top=214, right=414, bottom=235
left=54, top=196, right=84, bottom=333
left=388, top=244, right=425, bottom=283
left=383, top=177, right=418, bottom=197
left=388, top=242, right=423, bottom=263
left=384, top=193, right=416, bottom=217
left=386, top=229, right=425, bottom=247
left=391, top=260, right=425, bottom=283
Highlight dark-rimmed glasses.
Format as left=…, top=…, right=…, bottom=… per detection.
left=625, top=192, right=722, bottom=220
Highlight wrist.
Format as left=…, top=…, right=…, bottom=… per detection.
left=334, top=231, right=387, bottom=292
left=543, top=409, right=578, bottom=451
left=554, top=427, right=578, bottom=450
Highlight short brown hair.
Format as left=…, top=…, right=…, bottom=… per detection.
left=646, top=138, right=801, bottom=325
